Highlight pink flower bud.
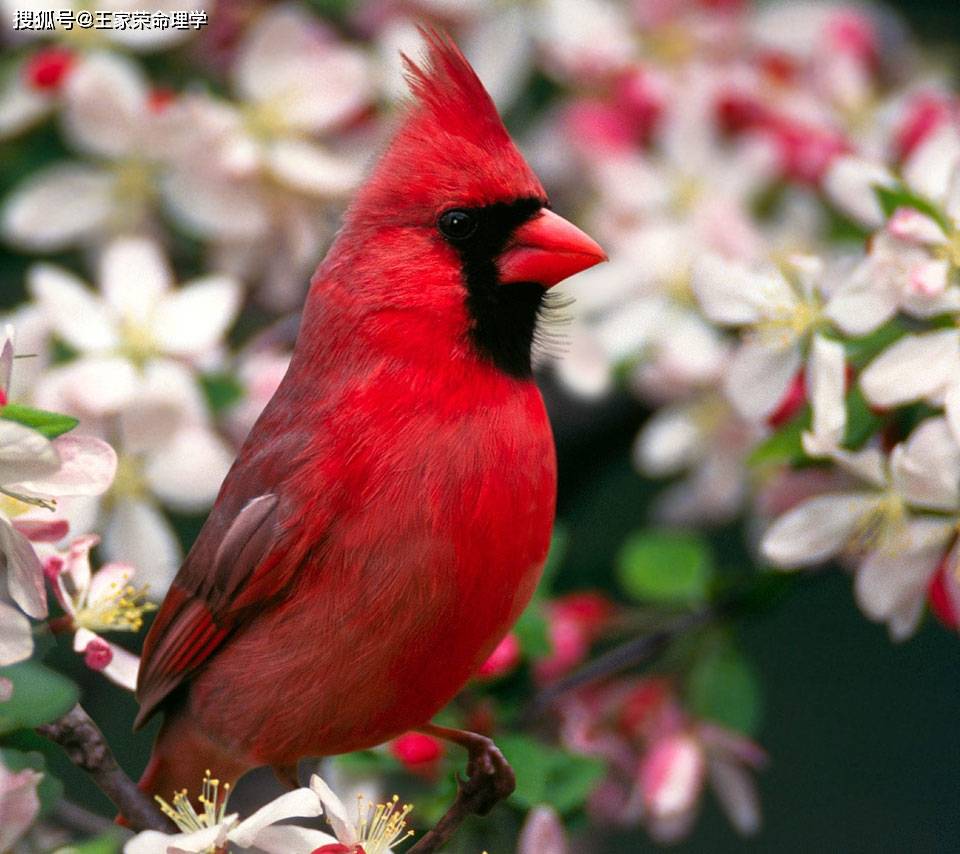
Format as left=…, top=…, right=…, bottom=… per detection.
left=24, top=48, right=75, bottom=91
left=310, top=845, right=362, bottom=854
left=42, top=555, right=64, bottom=584
left=390, top=732, right=443, bottom=771
left=767, top=371, right=807, bottom=429
left=83, top=638, right=114, bottom=672
left=619, top=678, right=679, bottom=741
left=894, top=94, right=957, bottom=162
left=928, top=552, right=960, bottom=631
left=536, top=593, right=613, bottom=683
left=477, top=632, right=521, bottom=679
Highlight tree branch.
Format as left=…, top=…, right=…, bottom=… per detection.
left=407, top=777, right=496, bottom=854
left=36, top=703, right=173, bottom=833
left=525, top=606, right=716, bottom=720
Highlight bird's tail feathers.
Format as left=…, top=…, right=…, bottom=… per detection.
left=119, top=712, right=251, bottom=827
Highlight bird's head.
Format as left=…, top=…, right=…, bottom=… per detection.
left=327, top=30, right=606, bottom=378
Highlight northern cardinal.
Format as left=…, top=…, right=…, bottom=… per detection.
left=134, top=30, right=605, bottom=810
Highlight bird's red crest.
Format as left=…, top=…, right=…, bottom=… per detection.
left=345, top=29, right=545, bottom=229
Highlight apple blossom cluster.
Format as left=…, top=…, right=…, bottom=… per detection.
left=535, top=0, right=960, bottom=640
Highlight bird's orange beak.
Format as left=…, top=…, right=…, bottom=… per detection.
left=497, top=209, right=607, bottom=288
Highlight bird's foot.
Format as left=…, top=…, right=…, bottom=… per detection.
left=418, top=724, right=515, bottom=816
left=459, top=734, right=516, bottom=815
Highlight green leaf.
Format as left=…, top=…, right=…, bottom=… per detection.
left=687, top=637, right=761, bottom=735
left=50, top=834, right=123, bottom=854
left=874, top=184, right=951, bottom=232
left=0, top=661, right=77, bottom=734
left=538, top=526, right=569, bottom=596
left=497, top=734, right=553, bottom=806
left=548, top=754, right=606, bottom=814
left=514, top=602, right=550, bottom=658
left=200, top=372, right=244, bottom=414
left=497, top=734, right=604, bottom=813
left=617, top=531, right=714, bottom=604
left=844, top=386, right=883, bottom=449
left=0, top=404, right=78, bottom=438
left=844, top=320, right=907, bottom=369
left=748, top=406, right=810, bottom=467
left=0, top=748, right=63, bottom=818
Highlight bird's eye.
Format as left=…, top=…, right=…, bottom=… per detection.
left=438, top=209, right=478, bottom=242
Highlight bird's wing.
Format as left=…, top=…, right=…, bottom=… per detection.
left=134, top=492, right=298, bottom=729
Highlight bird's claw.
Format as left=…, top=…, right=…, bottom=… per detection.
left=459, top=736, right=515, bottom=815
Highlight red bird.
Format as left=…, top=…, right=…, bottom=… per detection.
left=134, top=31, right=605, bottom=810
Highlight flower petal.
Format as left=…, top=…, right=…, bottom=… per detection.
left=946, top=383, right=960, bottom=448
left=860, top=329, right=960, bottom=408
left=144, top=426, right=234, bottom=513
left=243, top=825, right=339, bottom=854
left=161, top=170, right=269, bottom=241
left=101, top=640, right=140, bottom=691
left=234, top=7, right=371, bottom=133
left=103, top=500, right=181, bottom=601
left=0, top=764, right=42, bottom=852
left=887, top=207, right=947, bottom=245
left=265, top=139, right=362, bottom=197
left=2, top=164, right=115, bottom=251
left=28, top=264, right=118, bottom=353
left=802, top=335, right=847, bottom=456
left=125, top=823, right=230, bottom=854
left=0, top=69, right=50, bottom=140
left=854, top=518, right=952, bottom=634
left=61, top=51, right=148, bottom=158
left=0, top=599, right=33, bottom=666
left=517, top=805, right=568, bottom=854
left=230, top=787, right=323, bottom=847
left=86, top=562, right=135, bottom=607
left=0, top=419, right=60, bottom=486
left=0, top=328, right=12, bottom=396
left=725, top=341, right=800, bottom=422
left=823, top=155, right=894, bottom=228
left=309, top=775, right=357, bottom=846
left=0, top=519, right=46, bottom=618
left=634, top=404, right=702, bottom=476
left=761, top=492, right=879, bottom=568
left=12, top=435, right=116, bottom=498
left=692, top=255, right=792, bottom=325
left=100, top=237, right=171, bottom=325
left=707, top=756, right=761, bottom=836
left=34, top=356, right=139, bottom=417
left=890, top=417, right=960, bottom=510
left=151, top=277, right=241, bottom=358
left=903, top=123, right=960, bottom=203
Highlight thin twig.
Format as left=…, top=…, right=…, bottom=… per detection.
left=36, top=703, right=173, bottom=833
left=525, top=606, right=717, bottom=720
left=407, top=778, right=495, bottom=854
left=52, top=800, right=122, bottom=837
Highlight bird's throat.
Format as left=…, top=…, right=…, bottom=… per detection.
left=465, top=279, right=544, bottom=379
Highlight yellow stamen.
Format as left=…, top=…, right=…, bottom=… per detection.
left=846, top=492, right=908, bottom=557
left=933, top=230, right=960, bottom=269
left=753, top=299, right=822, bottom=349
left=0, top=492, right=35, bottom=518
left=356, top=794, right=415, bottom=854
left=73, top=582, right=155, bottom=633
left=109, top=455, right=147, bottom=503
left=155, top=770, right=232, bottom=839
